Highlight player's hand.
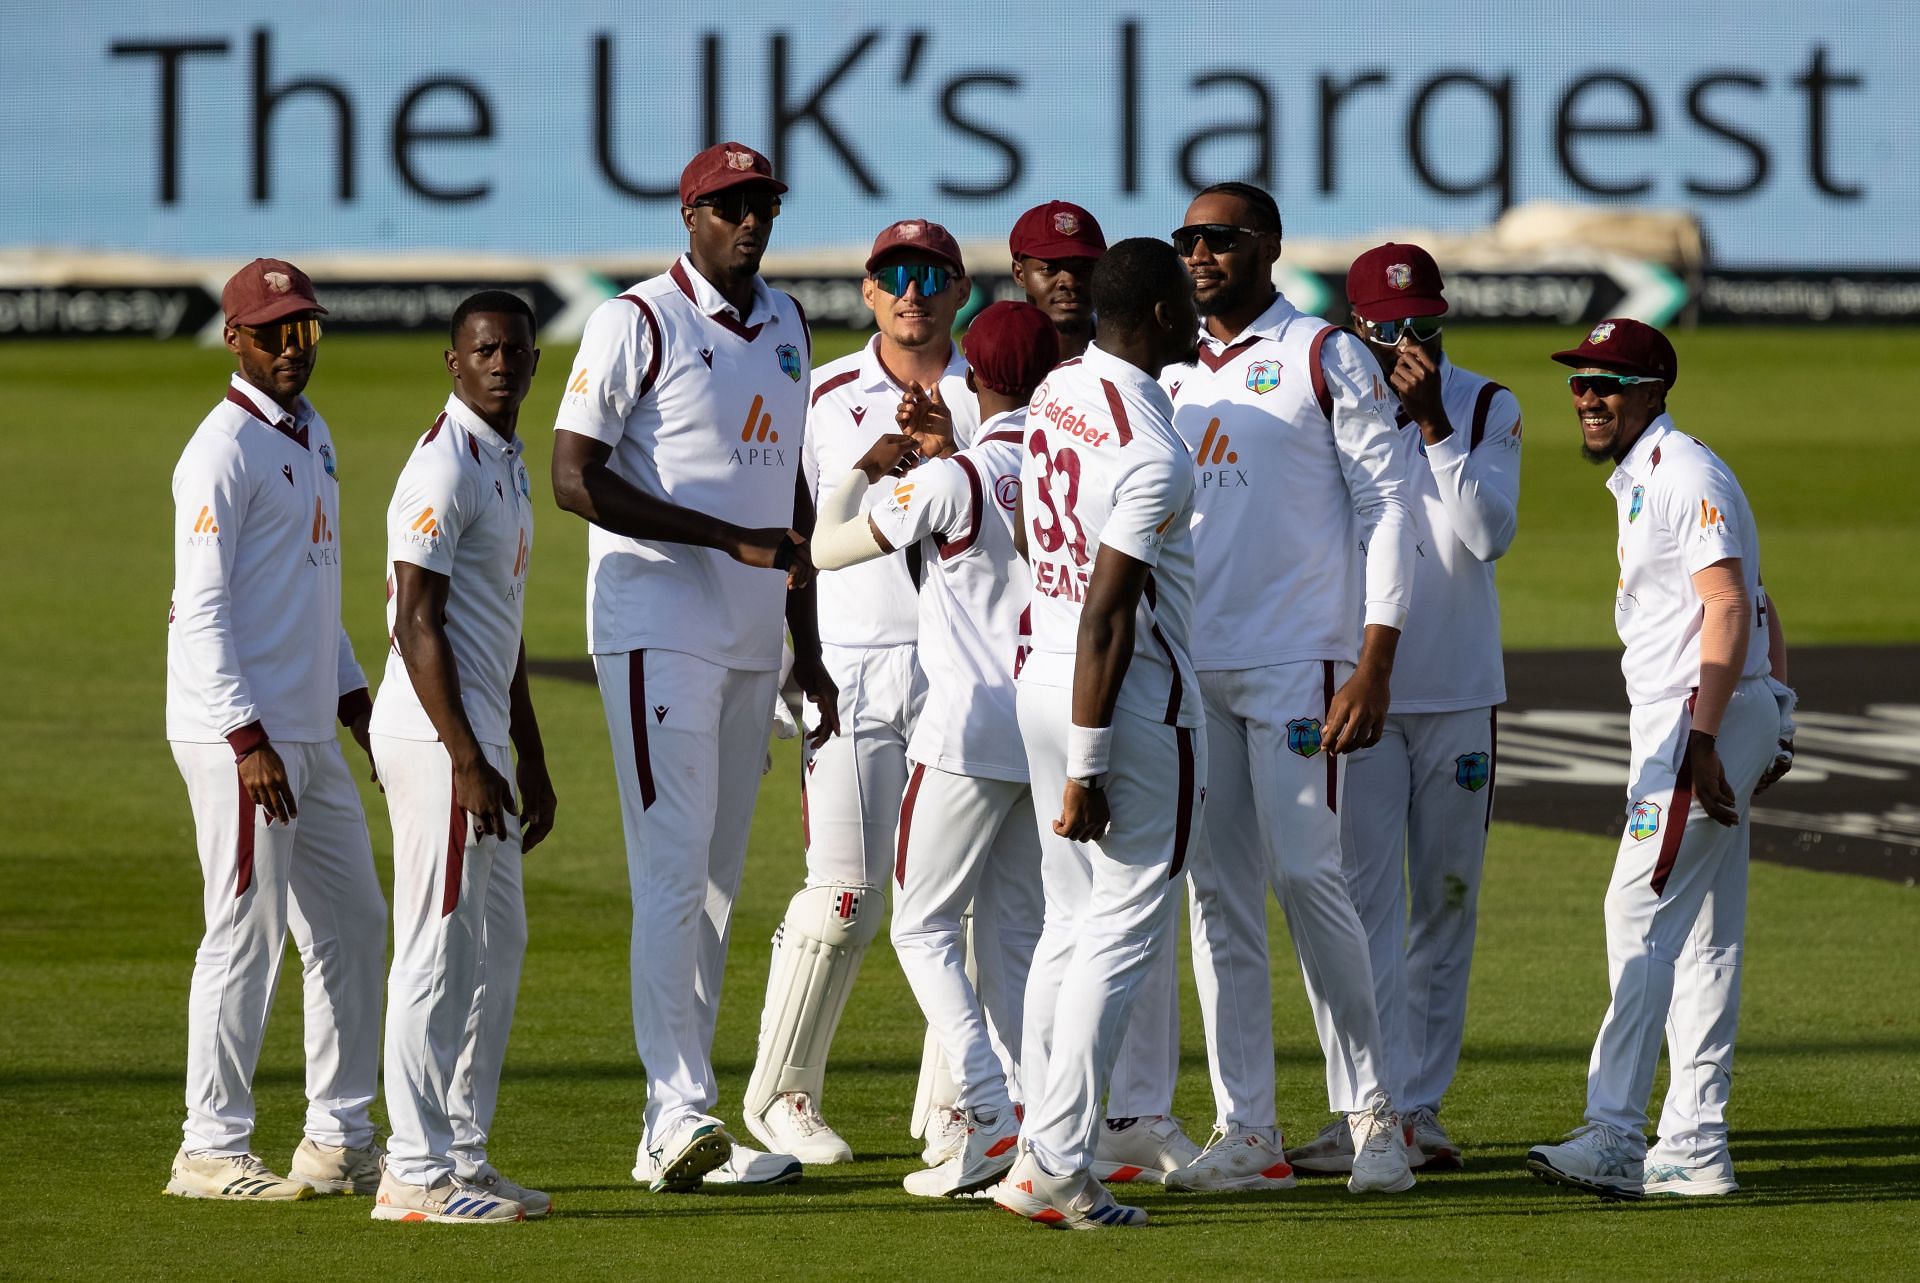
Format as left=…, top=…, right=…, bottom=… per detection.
left=454, top=751, right=518, bottom=841
left=857, top=433, right=921, bottom=482
left=1053, top=779, right=1111, bottom=843
left=791, top=651, right=841, bottom=748
left=239, top=744, right=298, bottom=824
left=1390, top=344, right=1449, bottom=438
left=516, top=753, right=557, bottom=853
left=346, top=707, right=382, bottom=791
left=1688, top=730, right=1740, bottom=826
left=732, top=527, right=815, bottom=589
left=897, top=382, right=958, bottom=459
left=1324, top=665, right=1389, bottom=754
left=1755, top=740, right=1794, bottom=794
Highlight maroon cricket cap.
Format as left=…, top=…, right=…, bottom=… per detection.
left=1551, top=318, right=1679, bottom=386
left=1346, top=243, right=1447, bottom=321
left=1010, top=201, right=1107, bottom=263
left=678, top=142, right=787, bottom=206
left=963, top=301, right=1060, bottom=399
left=864, top=218, right=966, bottom=275
left=222, top=258, right=326, bottom=327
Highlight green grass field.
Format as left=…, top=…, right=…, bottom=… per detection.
left=1, top=328, right=1916, bottom=1280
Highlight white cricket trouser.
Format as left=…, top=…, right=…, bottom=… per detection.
left=891, top=765, right=1043, bottom=1111
left=373, top=736, right=528, bottom=1187
left=1188, top=660, right=1387, bottom=1124
left=1018, top=684, right=1205, bottom=1177
left=595, top=648, right=778, bottom=1146
left=1341, top=706, right=1497, bottom=1114
left=170, top=738, right=386, bottom=1155
left=1586, top=680, right=1774, bottom=1160
left=801, top=642, right=925, bottom=887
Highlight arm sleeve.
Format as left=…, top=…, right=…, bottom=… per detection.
left=171, top=433, right=260, bottom=739
left=1657, top=459, right=1748, bottom=576
left=552, top=298, right=653, bottom=446
left=870, top=456, right=974, bottom=551
left=1423, top=387, right=1522, bottom=562
left=386, top=449, right=465, bottom=576
left=1323, top=332, right=1415, bottom=629
left=1100, top=440, right=1192, bottom=567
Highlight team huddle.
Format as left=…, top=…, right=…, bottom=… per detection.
left=162, top=141, right=1797, bottom=1227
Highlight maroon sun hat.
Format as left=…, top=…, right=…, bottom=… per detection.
left=678, top=142, right=787, bottom=206
left=864, top=218, right=966, bottom=275
left=1346, top=243, right=1446, bottom=321
left=222, top=258, right=326, bottom=327
left=1551, top=318, right=1679, bottom=386
left=964, top=301, right=1060, bottom=399
left=1010, top=201, right=1107, bottom=262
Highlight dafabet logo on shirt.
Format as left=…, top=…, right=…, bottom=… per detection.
left=730, top=394, right=787, bottom=467
left=1194, top=418, right=1249, bottom=489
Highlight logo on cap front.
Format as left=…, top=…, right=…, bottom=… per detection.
left=263, top=272, right=291, bottom=294
left=1589, top=321, right=1616, bottom=344
left=896, top=221, right=924, bottom=239
left=1385, top=263, right=1412, bottom=290
left=1053, top=211, right=1080, bottom=236
left=725, top=150, right=755, bottom=170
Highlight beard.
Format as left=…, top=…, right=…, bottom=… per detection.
left=1580, top=440, right=1616, bottom=465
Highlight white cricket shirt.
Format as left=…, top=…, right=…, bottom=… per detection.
left=1019, top=344, right=1201, bottom=730
left=804, top=334, right=979, bottom=648
left=1384, top=357, right=1523, bottom=713
left=370, top=394, right=534, bottom=748
left=167, top=374, right=368, bottom=745
left=1607, top=416, right=1771, bottom=706
left=869, top=410, right=1030, bottom=781
left=554, top=255, right=811, bottom=670
left=1162, top=292, right=1415, bottom=670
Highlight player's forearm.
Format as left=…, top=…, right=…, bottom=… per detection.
left=1355, top=623, right=1401, bottom=682
left=555, top=456, right=747, bottom=556
left=1358, top=494, right=1414, bottom=630
left=1429, top=438, right=1520, bottom=562
left=1071, top=606, right=1136, bottom=731
left=1690, top=567, right=1752, bottom=737
left=785, top=578, right=825, bottom=667
left=394, top=614, right=487, bottom=767
left=507, top=643, right=545, bottom=765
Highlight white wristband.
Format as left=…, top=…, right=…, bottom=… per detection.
left=1066, top=723, right=1112, bottom=779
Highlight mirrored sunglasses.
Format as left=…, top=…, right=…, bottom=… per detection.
left=695, top=189, right=782, bottom=223
left=1567, top=373, right=1663, bottom=397
left=1359, top=316, right=1444, bottom=345
left=236, top=317, right=323, bottom=352
left=1171, top=223, right=1265, bottom=256
left=872, top=263, right=954, bottom=298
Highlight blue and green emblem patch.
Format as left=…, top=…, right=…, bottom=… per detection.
left=1628, top=800, right=1661, bottom=841
left=1286, top=717, right=1322, bottom=757
left=1454, top=752, right=1490, bottom=792
left=777, top=343, right=804, bottom=382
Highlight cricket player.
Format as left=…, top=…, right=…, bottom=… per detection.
left=369, top=291, right=556, bottom=1224
left=164, top=258, right=387, bottom=1201
left=1157, top=184, right=1419, bottom=1196
left=1528, top=319, right=1793, bottom=1200
left=551, top=143, right=837, bottom=1191
left=743, top=219, right=978, bottom=1164
left=804, top=300, right=1056, bottom=1197
left=1011, top=200, right=1104, bottom=361
left=995, top=238, right=1205, bottom=1231
left=1307, top=244, right=1522, bottom=1175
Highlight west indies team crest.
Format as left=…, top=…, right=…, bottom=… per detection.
left=1629, top=800, right=1661, bottom=841
left=1454, top=751, right=1490, bottom=792
left=319, top=442, right=336, bottom=479
left=1629, top=484, right=1645, bottom=522
left=1386, top=262, right=1413, bottom=290
left=1246, top=359, right=1282, bottom=395
left=776, top=343, right=804, bottom=382
left=1286, top=716, right=1323, bottom=758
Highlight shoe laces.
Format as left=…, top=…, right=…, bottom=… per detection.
left=233, top=1153, right=275, bottom=1177
left=783, top=1093, right=829, bottom=1136
left=1563, top=1122, right=1632, bottom=1154
left=1406, top=1105, right=1439, bottom=1130
left=1359, top=1099, right=1399, bottom=1155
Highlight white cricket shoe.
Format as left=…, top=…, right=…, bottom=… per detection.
left=921, top=1105, right=968, bottom=1166
left=371, top=1170, right=523, bottom=1224
left=163, top=1148, right=313, bottom=1201
left=1285, top=1116, right=1354, bottom=1174
left=1348, top=1096, right=1417, bottom=1194
left=632, top=1114, right=735, bottom=1192
left=903, top=1104, right=1020, bottom=1198
left=1407, top=1107, right=1462, bottom=1171
left=1091, top=1114, right=1202, bottom=1184
left=464, top=1163, right=553, bottom=1218
left=1165, top=1123, right=1297, bottom=1191
left=746, top=1092, right=853, bottom=1165
left=290, top=1138, right=384, bottom=1195
left=994, top=1148, right=1147, bottom=1230
left=1643, top=1153, right=1738, bottom=1197
left=703, top=1142, right=802, bottom=1187
left=1527, top=1123, right=1645, bottom=1200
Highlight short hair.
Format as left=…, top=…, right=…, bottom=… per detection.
left=449, top=289, right=537, bottom=346
left=1091, top=238, right=1189, bottom=335
left=1195, top=181, right=1283, bottom=237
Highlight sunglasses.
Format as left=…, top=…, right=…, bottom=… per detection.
left=694, top=189, right=782, bottom=223
left=1359, top=316, right=1444, bottom=345
left=872, top=263, right=955, bottom=298
left=1171, top=223, right=1267, bottom=256
left=1567, top=372, right=1663, bottom=397
left=235, top=317, right=323, bottom=352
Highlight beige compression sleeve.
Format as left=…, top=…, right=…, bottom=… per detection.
left=1690, top=558, right=1752, bottom=735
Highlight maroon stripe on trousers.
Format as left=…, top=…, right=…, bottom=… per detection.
left=628, top=650, right=657, bottom=811
left=1650, top=693, right=1699, bottom=896
left=1170, top=727, right=1197, bottom=879
left=442, top=791, right=466, bottom=917
left=234, top=768, right=256, bottom=898
left=1323, top=660, right=1338, bottom=813
left=1484, top=707, right=1499, bottom=831
left=895, top=762, right=927, bottom=887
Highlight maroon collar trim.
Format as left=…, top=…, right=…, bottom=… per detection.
left=1195, top=335, right=1262, bottom=373
left=225, top=385, right=309, bottom=450
left=670, top=259, right=766, bottom=343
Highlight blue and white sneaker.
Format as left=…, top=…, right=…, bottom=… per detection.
left=1527, top=1123, right=1645, bottom=1200
left=1644, top=1154, right=1739, bottom=1197
left=995, top=1148, right=1147, bottom=1230
left=371, top=1171, right=523, bottom=1223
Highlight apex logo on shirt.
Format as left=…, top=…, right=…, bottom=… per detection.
left=1455, top=752, right=1490, bottom=792
left=1698, top=499, right=1727, bottom=533
left=1245, top=360, right=1281, bottom=395
left=512, top=527, right=529, bottom=578
left=891, top=481, right=915, bottom=511
left=1194, top=418, right=1249, bottom=489
left=186, top=505, right=221, bottom=546
left=730, top=394, right=787, bottom=468
left=307, top=498, right=337, bottom=566
left=1628, top=800, right=1660, bottom=841
left=1286, top=717, right=1323, bottom=758
left=567, top=368, right=590, bottom=396
left=409, top=506, right=441, bottom=539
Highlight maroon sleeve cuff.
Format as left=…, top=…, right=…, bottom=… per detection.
left=227, top=721, right=269, bottom=761
left=337, top=687, right=373, bottom=728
